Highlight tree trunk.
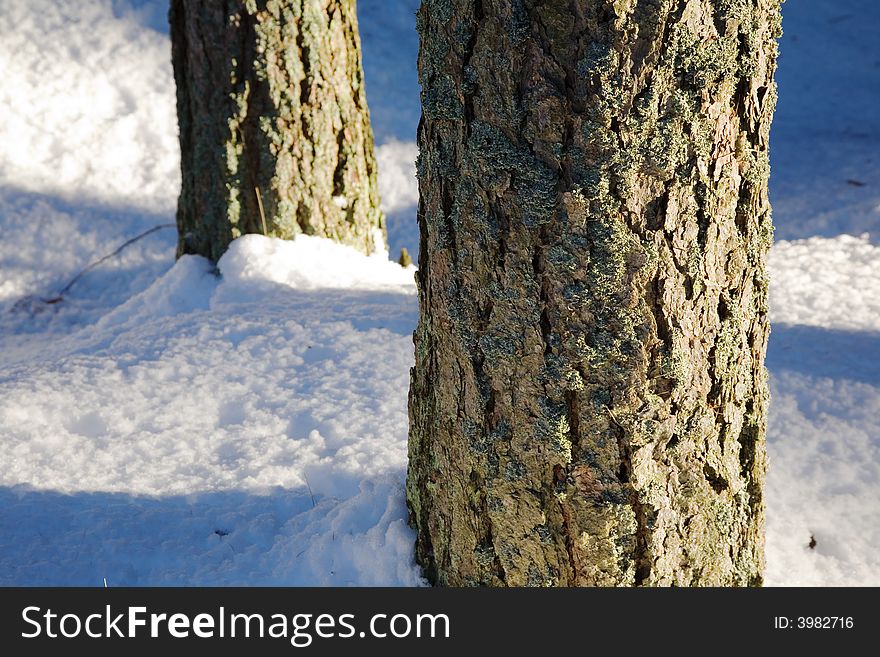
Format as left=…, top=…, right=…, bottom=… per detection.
left=407, top=0, right=780, bottom=586
left=170, top=0, right=384, bottom=262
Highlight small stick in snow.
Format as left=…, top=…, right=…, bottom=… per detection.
left=10, top=223, right=176, bottom=314
left=255, top=186, right=269, bottom=236
left=57, top=223, right=176, bottom=298
left=303, top=475, right=317, bottom=508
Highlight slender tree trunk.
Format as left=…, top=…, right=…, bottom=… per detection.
left=170, top=0, right=384, bottom=262
left=408, top=0, right=780, bottom=586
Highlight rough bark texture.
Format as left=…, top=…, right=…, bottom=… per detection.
left=170, top=0, right=384, bottom=262
left=408, top=0, right=780, bottom=586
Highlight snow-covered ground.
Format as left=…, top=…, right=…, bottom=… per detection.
left=0, top=0, right=877, bottom=586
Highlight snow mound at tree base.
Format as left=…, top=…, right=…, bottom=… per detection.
left=0, top=233, right=424, bottom=586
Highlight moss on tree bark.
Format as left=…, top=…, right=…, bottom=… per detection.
left=407, top=0, right=780, bottom=586
left=170, top=0, right=384, bottom=262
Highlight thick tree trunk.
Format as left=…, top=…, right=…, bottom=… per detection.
left=170, top=0, right=384, bottom=262
left=408, top=0, right=780, bottom=586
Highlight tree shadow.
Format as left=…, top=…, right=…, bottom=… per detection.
left=0, top=186, right=177, bottom=338
left=111, top=0, right=170, bottom=34
left=767, top=323, right=880, bottom=386
left=0, top=486, right=308, bottom=586
left=0, top=477, right=415, bottom=586
left=357, top=0, right=421, bottom=145
left=212, top=281, right=418, bottom=338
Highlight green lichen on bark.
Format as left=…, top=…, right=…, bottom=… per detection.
left=170, top=0, right=384, bottom=262
left=408, top=0, right=779, bottom=586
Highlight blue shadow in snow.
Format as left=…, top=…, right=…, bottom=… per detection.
left=767, top=323, right=880, bottom=386
left=111, top=0, right=170, bottom=34
left=0, top=186, right=177, bottom=335
left=212, top=281, right=418, bottom=338
left=0, top=485, right=317, bottom=586
left=358, top=0, right=421, bottom=144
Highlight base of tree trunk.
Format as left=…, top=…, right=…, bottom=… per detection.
left=170, top=0, right=384, bottom=262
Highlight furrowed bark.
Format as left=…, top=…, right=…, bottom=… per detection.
left=170, top=0, right=384, bottom=262
left=407, top=0, right=780, bottom=586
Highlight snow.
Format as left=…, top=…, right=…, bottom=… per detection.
left=375, top=140, right=420, bottom=261
left=761, top=0, right=880, bottom=586
left=764, top=372, right=880, bottom=586
left=0, top=0, right=179, bottom=212
left=0, top=235, right=420, bottom=585
left=217, top=233, right=415, bottom=294
left=0, top=0, right=878, bottom=586
left=769, top=234, right=880, bottom=332
left=770, top=0, right=880, bottom=242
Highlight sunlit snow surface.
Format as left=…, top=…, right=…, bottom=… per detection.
left=0, top=0, right=878, bottom=586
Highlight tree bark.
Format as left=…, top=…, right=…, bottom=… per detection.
left=170, top=0, right=384, bottom=262
left=408, top=0, right=780, bottom=586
